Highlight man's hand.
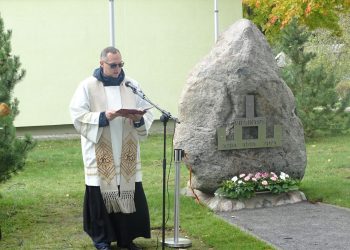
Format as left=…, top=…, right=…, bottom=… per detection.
left=125, top=114, right=143, bottom=122
left=105, top=110, right=120, bottom=121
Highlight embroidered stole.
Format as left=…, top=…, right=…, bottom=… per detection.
left=89, top=80, right=138, bottom=214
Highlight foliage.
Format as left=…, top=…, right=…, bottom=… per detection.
left=0, top=14, right=35, bottom=183
left=306, top=13, right=350, bottom=83
left=336, top=80, right=350, bottom=100
left=216, top=171, right=300, bottom=200
left=243, top=0, right=350, bottom=42
left=277, top=19, right=350, bottom=137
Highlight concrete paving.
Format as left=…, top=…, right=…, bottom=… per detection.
left=217, top=201, right=350, bottom=250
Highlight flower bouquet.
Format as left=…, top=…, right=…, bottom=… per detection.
left=215, top=172, right=300, bottom=200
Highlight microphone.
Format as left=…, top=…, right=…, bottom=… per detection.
left=125, top=81, right=137, bottom=92
left=125, top=81, right=145, bottom=96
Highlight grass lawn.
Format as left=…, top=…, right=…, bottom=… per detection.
left=0, top=133, right=349, bottom=249
left=301, top=135, right=350, bottom=207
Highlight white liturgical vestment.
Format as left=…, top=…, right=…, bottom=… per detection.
left=69, top=76, right=153, bottom=187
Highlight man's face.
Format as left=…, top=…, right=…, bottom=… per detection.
left=100, top=52, right=123, bottom=78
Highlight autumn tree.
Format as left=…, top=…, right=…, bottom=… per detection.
left=243, top=0, right=350, bottom=42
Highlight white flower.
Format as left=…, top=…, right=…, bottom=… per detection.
left=238, top=180, right=243, bottom=184
left=231, top=176, right=238, bottom=182
left=280, top=172, right=289, bottom=180
left=239, top=173, right=246, bottom=178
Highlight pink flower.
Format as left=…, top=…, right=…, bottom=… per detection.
left=239, top=173, right=246, bottom=178
left=270, top=172, right=278, bottom=178
left=261, top=180, right=268, bottom=186
left=244, top=176, right=251, bottom=181
left=255, top=173, right=261, bottom=179
left=262, top=172, right=269, bottom=178
left=270, top=176, right=277, bottom=181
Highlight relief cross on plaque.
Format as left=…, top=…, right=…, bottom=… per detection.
left=217, top=95, right=282, bottom=150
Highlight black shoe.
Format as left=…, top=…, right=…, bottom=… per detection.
left=99, top=247, right=111, bottom=250
left=127, top=242, right=142, bottom=250
left=94, top=242, right=111, bottom=250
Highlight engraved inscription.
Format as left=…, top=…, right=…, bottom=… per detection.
left=217, top=95, right=282, bottom=150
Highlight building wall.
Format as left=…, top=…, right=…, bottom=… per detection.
left=1, top=0, right=242, bottom=127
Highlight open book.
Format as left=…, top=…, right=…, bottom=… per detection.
left=115, top=106, right=153, bottom=116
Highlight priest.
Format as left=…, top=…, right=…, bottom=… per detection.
left=69, top=47, right=153, bottom=250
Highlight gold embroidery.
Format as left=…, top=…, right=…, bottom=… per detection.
left=121, top=133, right=137, bottom=182
left=96, top=137, right=116, bottom=184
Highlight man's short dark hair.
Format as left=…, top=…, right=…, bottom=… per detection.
left=100, top=47, right=120, bottom=61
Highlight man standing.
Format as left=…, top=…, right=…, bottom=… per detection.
left=70, top=47, right=153, bottom=250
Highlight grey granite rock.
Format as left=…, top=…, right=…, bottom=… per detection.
left=174, top=19, right=306, bottom=193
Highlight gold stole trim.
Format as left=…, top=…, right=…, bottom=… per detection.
left=88, top=79, right=138, bottom=214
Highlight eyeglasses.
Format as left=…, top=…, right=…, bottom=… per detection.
left=104, top=61, right=124, bottom=69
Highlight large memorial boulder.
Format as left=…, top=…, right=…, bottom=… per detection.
left=174, top=19, right=307, bottom=194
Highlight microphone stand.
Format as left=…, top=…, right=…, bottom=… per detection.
left=127, top=85, right=179, bottom=250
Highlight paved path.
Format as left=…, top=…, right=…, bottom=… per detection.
left=217, top=201, right=350, bottom=250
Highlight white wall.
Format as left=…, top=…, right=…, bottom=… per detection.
left=1, top=0, right=242, bottom=127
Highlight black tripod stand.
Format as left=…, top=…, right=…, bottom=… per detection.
left=160, top=113, right=169, bottom=250
left=125, top=83, right=179, bottom=250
